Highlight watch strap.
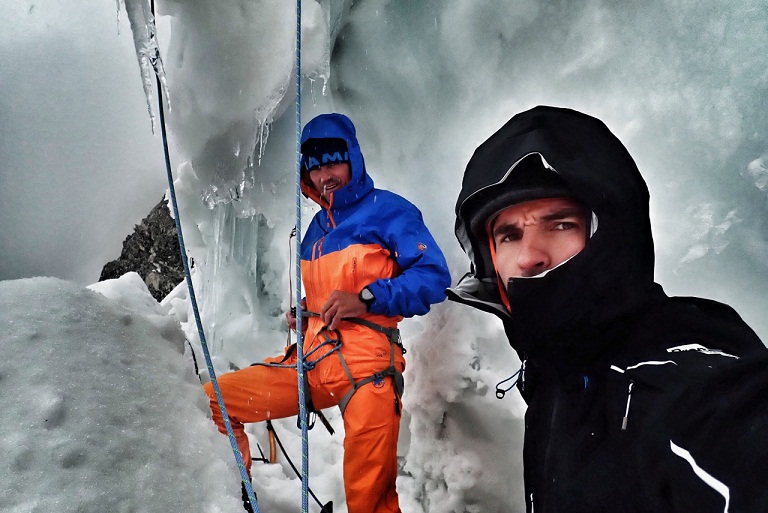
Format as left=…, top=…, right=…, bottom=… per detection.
left=359, top=286, right=375, bottom=311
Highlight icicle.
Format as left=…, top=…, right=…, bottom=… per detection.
left=256, top=118, right=272, bottom=166
left=308, top=77, right=318, bottom=105
left=307, top=75, right=329, bottom=106
left=116, top=0, right=123, bottom=33
left=252, top=89, right=283, bottom=167
left=122, top=0, right=170, bottom=133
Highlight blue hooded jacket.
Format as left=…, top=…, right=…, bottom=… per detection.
left=299, top=113, right=450, bottom=321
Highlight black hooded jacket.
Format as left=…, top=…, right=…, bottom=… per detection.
left=448, top=106, right=768, bottom=512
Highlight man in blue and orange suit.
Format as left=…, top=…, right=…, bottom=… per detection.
left=204, top=112, right=451, bottom=513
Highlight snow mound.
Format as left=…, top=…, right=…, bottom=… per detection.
left=0, top=277, right=241, bottom=512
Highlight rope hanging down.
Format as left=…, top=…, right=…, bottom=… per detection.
left=150, top=1, right=311, bottom=511
left=294, top=0, right=312, bottom=511
left=148, top=0, right=260, bottom=510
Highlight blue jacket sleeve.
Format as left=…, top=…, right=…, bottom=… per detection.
left=364, top=195, right=451, bottom=318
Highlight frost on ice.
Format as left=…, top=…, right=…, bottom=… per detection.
left=743, top=155, right=768, bottom=193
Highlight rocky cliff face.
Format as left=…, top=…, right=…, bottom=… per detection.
left=99, top=198, right=184, bottom=302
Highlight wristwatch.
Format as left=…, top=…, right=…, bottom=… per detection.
left=359, top=286, right=375, bottom=311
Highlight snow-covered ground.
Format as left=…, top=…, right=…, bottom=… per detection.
left=0, top=274, right=241, bottom=512
left=2, top=1, right=767, bottom=512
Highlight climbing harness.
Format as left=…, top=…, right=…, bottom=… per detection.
left=247, top=326, right=339, bottom=434
left=249, top=310, right=406, bottom=424
left=301, top=311, right=406, bottom=416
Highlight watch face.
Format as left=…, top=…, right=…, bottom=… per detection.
left=361, top=288, right=374, bottom=301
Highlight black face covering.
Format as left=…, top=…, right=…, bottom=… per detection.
left=503, top=241, right=663, bottom=366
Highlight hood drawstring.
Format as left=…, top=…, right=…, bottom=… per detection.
left=621, top=379, right=635, bottom=431
left=496, top=359, right=526, bottom=399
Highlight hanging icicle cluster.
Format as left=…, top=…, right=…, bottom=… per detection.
left=120, top=0, right=170, bottom=133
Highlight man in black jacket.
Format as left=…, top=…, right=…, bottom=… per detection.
left=448, top=105, right=768, bottom=512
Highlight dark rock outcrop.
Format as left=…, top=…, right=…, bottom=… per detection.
left=99, top=198, right=185, bottom=301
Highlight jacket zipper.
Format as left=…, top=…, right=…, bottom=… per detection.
left=352, top=257, right=358, bottom=290
left=309, top=237, right=324, bottom=313
left=621, top=379, right=635, bottom=431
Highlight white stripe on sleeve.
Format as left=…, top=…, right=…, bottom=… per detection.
left=670, top=440, right=730, bottom=513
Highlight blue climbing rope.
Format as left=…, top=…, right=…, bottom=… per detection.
left=294, top=0, right=311, bottom=511
left=149, top=1, right=260, bottom=510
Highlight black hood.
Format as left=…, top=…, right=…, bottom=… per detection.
left=449, top=106, right=664, bottom=364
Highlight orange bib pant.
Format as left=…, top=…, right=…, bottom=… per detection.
left=203, top=346, right=402, bottom=513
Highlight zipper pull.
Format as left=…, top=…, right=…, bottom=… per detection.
left=495, top=359, right=526, bottom=399
left=621, top=379, right=635, bottom=431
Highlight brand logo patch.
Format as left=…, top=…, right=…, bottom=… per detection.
left=305, top=151, right=349, bottom=170
left=666, top=343, right=738, bottom=359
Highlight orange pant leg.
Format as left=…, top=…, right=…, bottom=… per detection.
left=203, top=363, right=300, bottom=474
left=342, top=378, right=401, bottom=513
